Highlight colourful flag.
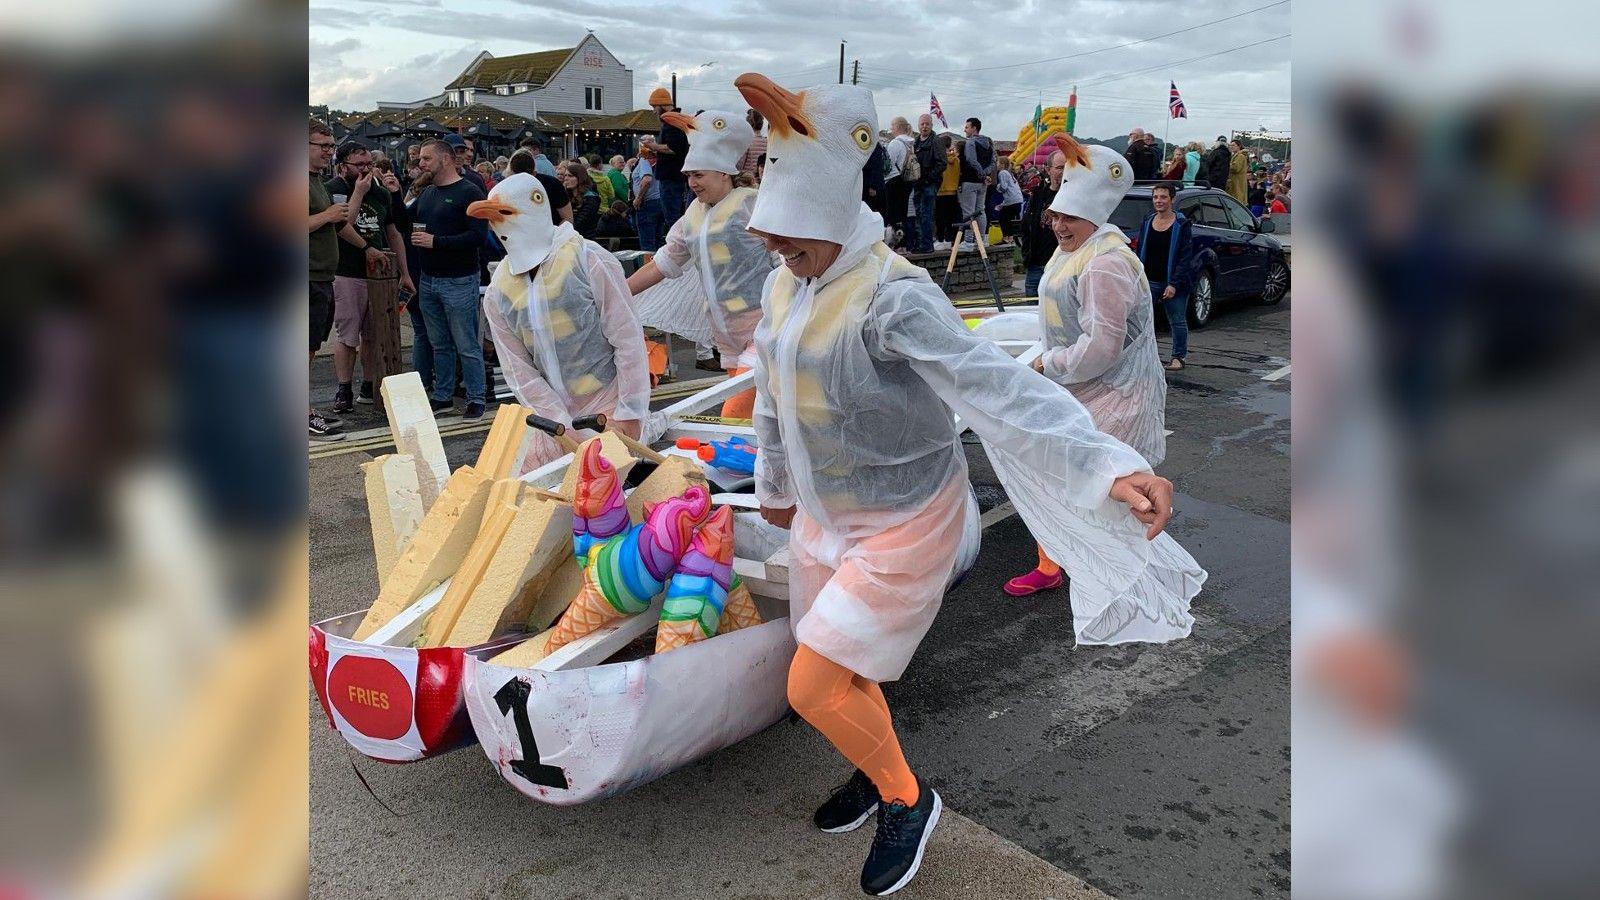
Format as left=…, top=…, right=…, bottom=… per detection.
left=1065, top=87, right=1077, bottom=135
left=1031, top=103, right=1043, bottom=136
left=930, top=93, right=947, bottom=128
left=1169, top=81, right=1188, bottom=119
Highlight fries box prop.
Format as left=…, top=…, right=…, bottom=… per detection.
left=309, top=608, right=523, bottom=762
left=465, top=508, right=794, bottom=805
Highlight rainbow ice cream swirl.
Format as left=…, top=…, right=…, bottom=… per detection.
left=572, top=440, right=630, bottom=567
left=656, top=506, right=736, bottom=651
left=546, top=481, right=711, bottom=653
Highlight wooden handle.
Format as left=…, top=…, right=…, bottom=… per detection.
left=614, top=431, right=667, bottom=464
left=943, top=236, right=961, bottom=273
left=970, top=220, right=990, bottom=260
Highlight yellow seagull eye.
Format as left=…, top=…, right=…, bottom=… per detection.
left=851, top=124, right=873, bottom=151
left=530, top=190, right=545, bottom=205
left=712, top=117, right=726, bottom=130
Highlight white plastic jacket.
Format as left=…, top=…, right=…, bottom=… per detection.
left=634, top=187, right=777, bottom=364
left=755, top=207, right=1202, bottom=673
left=483, top=224, right=654, bottom=472
left=1039, top=223, right=1168, bottom=465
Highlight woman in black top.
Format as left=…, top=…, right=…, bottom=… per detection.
left=559, top=160, right=601, bottom=237
left=1135, top=182, right=1196, bottom=370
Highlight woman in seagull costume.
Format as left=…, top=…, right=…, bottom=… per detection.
left=734, top=72, right=1205, bottom=896
left=628, top=108, right=778, bottom=419
left=1004, top=132, right=1174, bottom=598
left=468, top=173, right=652, bottom=473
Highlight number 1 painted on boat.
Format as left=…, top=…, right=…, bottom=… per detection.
left=493, top=677, right=570, bottom=788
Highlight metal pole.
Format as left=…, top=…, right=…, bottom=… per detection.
left=851, top=60, right=859, bottom=85
left=839, top=42, right=846, bottom=84
left=671, top=73, right=677, bottom=107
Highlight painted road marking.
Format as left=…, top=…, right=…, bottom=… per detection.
left=1262, top=364, right=1291, bottom=381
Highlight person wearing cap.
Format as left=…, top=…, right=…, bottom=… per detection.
left=733, top=72, right=1203, bottom=896
left=646, top=86, right=692, bottom=228
left=467, top=172, right=651, bottom=472
left=625, top=108, right=778, bottom=419
left=443, top=133, right=486, bottom=192
left=1003, top=134, right=1177, bottom=597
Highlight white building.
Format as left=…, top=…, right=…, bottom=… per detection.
left=377, top=33, right=634, bottom=125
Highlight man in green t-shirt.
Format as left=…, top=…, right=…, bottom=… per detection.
left=308, top=121, right=347, bottom=440
left=606, top=155, right=630, bottom=206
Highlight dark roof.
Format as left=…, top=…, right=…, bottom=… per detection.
left=342, top=104, right=534, bottom=130
left=573, top=109, right=661, bottom=133
left=446, top=48, right=574, bottom=90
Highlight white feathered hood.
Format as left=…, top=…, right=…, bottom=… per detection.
left=1046, top=133, right=1135, bottom=227
left=466, top=172, right=572, bottom=275
left=662, top=108, right=754, bottom=175
left=735, top=73, right=880, bottom=245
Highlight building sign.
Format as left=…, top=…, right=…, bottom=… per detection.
left=583, top=49, right=603, bottom=69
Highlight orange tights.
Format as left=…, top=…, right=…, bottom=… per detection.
left=720, top=365, right=756, bottom=420
left=787, top=644, right=920, bottom=806
left=1036, top=544, right=1061, bottom=577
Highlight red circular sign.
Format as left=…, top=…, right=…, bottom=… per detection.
left=329, top=655, right=414, bottom=740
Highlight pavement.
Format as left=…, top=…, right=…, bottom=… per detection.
left=310, top=279, right=1289, bottom=898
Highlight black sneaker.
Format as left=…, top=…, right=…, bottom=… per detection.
left=429, top=397, right=454, bottom=413
left=814, top=769, right=880, bottom=834
left=309, top=412, right=344, bottom=442
left=332, top=383, right=354, bottom=413
left=695, top=354, right=723, bottom=372
left=357, top=381, right=375, bottom=404
left=860, top=777, right=942, bottom=896
left=463, top=401, right=485, bottom=420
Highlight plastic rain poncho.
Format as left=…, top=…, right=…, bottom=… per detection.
left=754, top=206, right=1203, bottom=679
left=1038, top=222, right=1168, bottom=465
left=633, top=187, right=777, bottom=365
left=482, top=223, right=654, bottom=473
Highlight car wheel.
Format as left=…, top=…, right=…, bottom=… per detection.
left=1189, top=270, right=1214, bottom=328
left=1260, top=259, right=1289, bottom=304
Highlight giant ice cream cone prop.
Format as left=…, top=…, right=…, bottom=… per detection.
left=656, top=506, right=736, bottom=652
left=717, top=580, right=763, bottom=634
left=572, top=439, right=630, bottom=568
left=545, top=483, right=712, bottom=653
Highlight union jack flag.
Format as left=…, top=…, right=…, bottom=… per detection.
left=1169, top=81, right=1187, bottom=119
left=930, top=93, right=947, bottom=128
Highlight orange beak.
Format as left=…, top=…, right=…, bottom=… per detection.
left=466, top=198, right=518, bottom=223
left=1051, top=132, right=1090, bottom=169
left=735, top=72, right=811, bottom=139
left=661, top=111, right=697, bottom=132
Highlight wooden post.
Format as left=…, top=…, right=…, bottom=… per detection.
left=364, top=249, right=403, bottom=383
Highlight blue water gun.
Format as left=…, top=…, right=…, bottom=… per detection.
left=675, top=436, right=757, bottom=476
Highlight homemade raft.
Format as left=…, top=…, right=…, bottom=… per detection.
left=310, top=372, right=800, bottom=799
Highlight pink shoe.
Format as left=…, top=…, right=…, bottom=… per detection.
left=1003, top=568, right=1063, bottom=596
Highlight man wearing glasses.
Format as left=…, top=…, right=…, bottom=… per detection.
left=1019, top=149, right=1066, bottom=297
left=326, top=141, right=413, bottom=412
left=308, top=121, right=347, bottom=440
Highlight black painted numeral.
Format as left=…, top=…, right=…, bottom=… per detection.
left=493, top=678, right=569, bottom=788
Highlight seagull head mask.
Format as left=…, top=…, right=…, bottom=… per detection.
left=735, top=73, right=879, bottom=245
left=465, top=172, right=557, bottom=275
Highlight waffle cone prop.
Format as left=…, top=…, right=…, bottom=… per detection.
left=545, top=480, right=711, bottom=654
left=656, top=506, right=737, bottom=652
left=717, top=580, right=763, bottom=634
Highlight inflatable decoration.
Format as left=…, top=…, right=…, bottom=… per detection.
left=544, top=442, right=713, bottom=653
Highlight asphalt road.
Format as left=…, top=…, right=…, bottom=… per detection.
left=310, top=287, right=1290, bottom=899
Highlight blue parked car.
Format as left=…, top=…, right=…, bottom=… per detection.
left=1108, top=185, right=1289, bottom=328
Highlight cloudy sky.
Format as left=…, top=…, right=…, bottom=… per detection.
left=310, top=0, right=1290, bottom=144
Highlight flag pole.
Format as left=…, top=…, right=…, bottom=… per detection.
left=1163, top=78, right=1172, bottom=164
